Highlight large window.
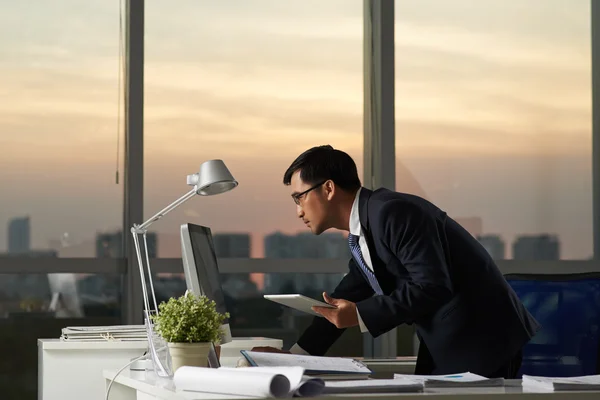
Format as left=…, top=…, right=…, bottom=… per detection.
left=144, top=0, right=363, bottom=259
left=395, top=0, right=592, bottom=260
left=0, top=3, right=124, bottom=398
left=0, top=2, right=124, bottom=259
left=143, top=1, right=364, bottom=355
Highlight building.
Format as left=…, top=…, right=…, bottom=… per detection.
left=513, top=234, right=560, bottom=260
left=264, top=232, right=350, bottom=259
left=211, top=233, right=258, bottom=299
left=213, top=233, right=250, bottom=258
left=477, top=234, right=505, bottom=260
left=264, top=231, right=350, bottom=295
left=8, top=216, right=30, bottom=254
left=96, top=231, right=157, bottom=258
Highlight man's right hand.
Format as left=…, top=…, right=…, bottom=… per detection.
left=251, top=346, right=291, bottom=354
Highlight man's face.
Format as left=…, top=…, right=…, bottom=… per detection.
left=289, top=170, right=329, bottom=235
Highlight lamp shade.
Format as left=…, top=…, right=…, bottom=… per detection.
left=188, top=159, right=238, bottom=196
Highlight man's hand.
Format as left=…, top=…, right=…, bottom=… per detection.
left=312, top=292, right=359, bottom=329
left=251, top=346, right=291, bottom=354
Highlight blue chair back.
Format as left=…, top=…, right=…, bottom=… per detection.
left=505, top=273, right=600, bottom=377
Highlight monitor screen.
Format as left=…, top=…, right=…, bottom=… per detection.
left=180, top=223, right=232, bottom=344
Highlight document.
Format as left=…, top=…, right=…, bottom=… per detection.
left=174, top=366, right=325, bottom=398
left=240, top=350, right=372, bottom=378
left=323, top=379, right=423, bottom=394
left=522, top=374, right=600, bottom=391
left=60, top=325, right=147, bottom=341
left=394, top=372, right=504, bottom=387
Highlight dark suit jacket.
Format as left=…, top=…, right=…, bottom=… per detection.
left=296, top=188, right=540, bottom=376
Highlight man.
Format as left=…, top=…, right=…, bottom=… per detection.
left=257, top=145, right=539, bottom=378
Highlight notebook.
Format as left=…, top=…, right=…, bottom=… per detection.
left=522, top=374, right=600, bottom=391
left=240, top=350, right=372, bottom=379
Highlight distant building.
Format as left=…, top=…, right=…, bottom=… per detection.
left=211, top=233, right=257, bottom=299
left=477, top=235, right=505, bottom=260
left=264, top=232, right=350, bottom=259
left=213, top=233, right=250, bottom=258
left=96, top=231, right=157, bottom=258
left=8, top=216, right=30, bottom=254
left=264, top=232, right=349, bottom=295
left=513, top=234, right=560, bottom=260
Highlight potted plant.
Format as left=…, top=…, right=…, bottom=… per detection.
left=152, top=292, right=229, bottom=372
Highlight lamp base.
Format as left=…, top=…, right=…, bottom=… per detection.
left=144, top=311, right=173, bottom=378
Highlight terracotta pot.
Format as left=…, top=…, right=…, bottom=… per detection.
left=168, top=342, right=212, bottom=372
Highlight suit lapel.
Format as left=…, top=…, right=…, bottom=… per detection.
left=358, top=187, right=372, bottom=232
left=358, top=188, right=383, bottom=273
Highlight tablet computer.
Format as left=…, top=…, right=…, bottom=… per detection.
left=263, top=294, right=336, bottom=317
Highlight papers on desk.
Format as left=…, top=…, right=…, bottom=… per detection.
left=60, top=325, right=147, bottom=341
left=174, top=366, right=424, bottom=397
left=240, top=350, right=372, bottom=379
left=174, top=366, right=325, bottom=398
left=323, top=379, right=423, bottom=394
left=522, top=374, right=600, bottom=391
left=394, top=372, right=504, bottom=387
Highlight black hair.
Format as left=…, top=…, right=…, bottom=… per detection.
left=283, top=145, right=361, bottom=191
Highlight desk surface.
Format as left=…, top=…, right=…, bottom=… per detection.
left=104, top=369, right=600, bottom=400
left=38, top=338, right=149, bottom=350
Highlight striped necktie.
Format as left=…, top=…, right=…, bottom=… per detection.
left=348, top=233, right=383, bottom=295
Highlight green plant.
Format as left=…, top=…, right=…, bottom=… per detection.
left=152, top=292, right=229, bottom=343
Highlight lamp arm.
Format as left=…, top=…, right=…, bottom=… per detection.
left=134, top=187, right=197, bottom=233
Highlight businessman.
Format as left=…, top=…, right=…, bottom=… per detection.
left=255, top=145, right=539, bottom=378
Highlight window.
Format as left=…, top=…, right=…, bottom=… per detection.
left=395, top=0, right=592, bottom=260
left=0, top=1, right=124, bottom=258
left=0, top=3, right=124, bottom=397
left=144, top=0, right=363, bottom=259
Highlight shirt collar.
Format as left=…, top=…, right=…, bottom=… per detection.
left=349, top=188, right=362, bottom=237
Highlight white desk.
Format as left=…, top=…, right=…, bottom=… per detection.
left=39, top=337, right=282, bottom=400
left=38, top=339, right=148, bottom=400
left=103, top=370, right=600, bottom=400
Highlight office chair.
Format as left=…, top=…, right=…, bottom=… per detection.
left=505, top=273, right=600, bottom=377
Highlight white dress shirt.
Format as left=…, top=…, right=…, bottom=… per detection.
left=290, top=188, right=375, bottom=355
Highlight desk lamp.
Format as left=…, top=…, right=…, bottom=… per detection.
left=131, top=159, right=238, bottom=377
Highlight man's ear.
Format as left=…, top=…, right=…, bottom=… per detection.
left=324, top=180, right=335, bottom=201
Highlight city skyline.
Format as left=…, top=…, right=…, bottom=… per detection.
left=3, top=214, right=567, bottom=260
left=0, top=1, right=592, bottom=259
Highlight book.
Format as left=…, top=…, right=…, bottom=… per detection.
left=240, top=350, right=372, bottom=379
left=394, top=372, right=504, bottom=387
left=522, top=374, right=600, bottom=391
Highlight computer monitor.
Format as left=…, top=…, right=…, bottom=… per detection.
left=180, top=223, right=232, bottom=344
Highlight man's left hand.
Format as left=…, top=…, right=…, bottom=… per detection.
left=312, top=292, right=358, bottom=329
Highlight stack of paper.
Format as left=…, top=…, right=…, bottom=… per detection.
left=240, top=350, right=372, bottom=380
left=174, top=366, right=325, bottom=398
left=522, top=374, right=600, bottom=391
left=323, top=379, right=423, bottom=394
left=60, top=325, right=147, bottom=341
left=394, top=372, right=504, bottom=387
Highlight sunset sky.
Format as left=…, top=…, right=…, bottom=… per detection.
left=0, top=0, right=592, bottom=259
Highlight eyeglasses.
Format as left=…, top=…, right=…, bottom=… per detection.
left=291, top=181, right=326, bottom=205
